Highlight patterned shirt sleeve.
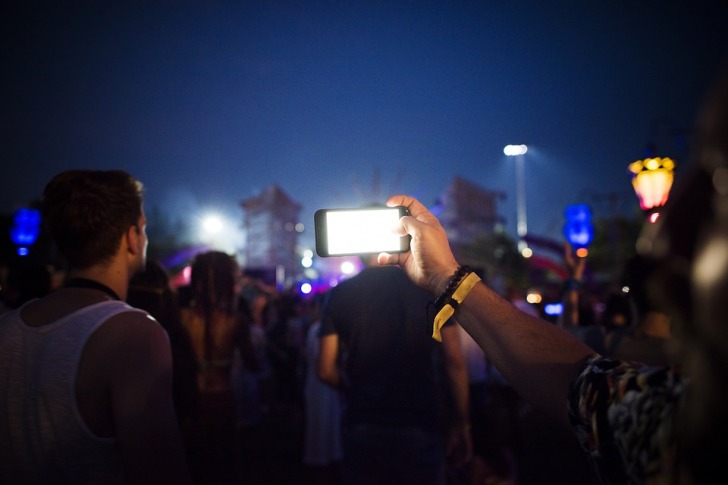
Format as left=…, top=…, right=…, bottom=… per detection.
left=567, top=355, right=685, bottom=484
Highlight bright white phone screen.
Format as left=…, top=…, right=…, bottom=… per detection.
left=326, top=209, right=402, bottom=255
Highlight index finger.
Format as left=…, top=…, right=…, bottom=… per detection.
left=385, top=194, right=431, bottom=220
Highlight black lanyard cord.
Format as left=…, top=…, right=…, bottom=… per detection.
left=64, top=278, right=121, bottom=301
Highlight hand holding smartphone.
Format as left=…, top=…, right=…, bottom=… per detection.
left=314, top=206, right=410, bottom=257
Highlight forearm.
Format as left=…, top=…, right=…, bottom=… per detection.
left=441, top=327, right=470, bottom=426
left=562, top=289, right=580, bottom=327
left=446, top=360, right=470, bottom=427
left=454, top=282, right=593, bottom=427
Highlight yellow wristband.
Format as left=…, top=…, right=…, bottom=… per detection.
left=432, top=272, right=481, bottom=341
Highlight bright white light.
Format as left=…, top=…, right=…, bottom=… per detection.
left=504, top=144, right=528, bottom=156
left=202, top=215, right=223, bottom=234
left=197, top=211, right=243, bottom=254
left=300, top=282, right=312, bottom=294
left=521, top=247, right=533, bottom=258
left=341, top=261, right=356, bottom=274
left=325, top=209, right=403, bottom=255
left=301, top=249, right=313, bottom=268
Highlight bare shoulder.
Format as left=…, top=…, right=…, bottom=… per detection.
left=85, top=309, right=171, bottom=372
left=99, top=308, right=166, bottom=342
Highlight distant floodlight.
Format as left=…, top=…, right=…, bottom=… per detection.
left=202, top=214, right=223, bottom=234
left=504, top=144, right=528, bottom=156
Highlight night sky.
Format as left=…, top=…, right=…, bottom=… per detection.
left=2, top=1, right=727, bottom=252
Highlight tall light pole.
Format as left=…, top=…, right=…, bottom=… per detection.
left=504, top=144, right=529, bottom=254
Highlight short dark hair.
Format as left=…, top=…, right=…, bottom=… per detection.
left=41, top=170, right=144, bottom=270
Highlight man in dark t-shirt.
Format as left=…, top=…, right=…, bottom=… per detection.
left=317, top=257, right=471, bottom=484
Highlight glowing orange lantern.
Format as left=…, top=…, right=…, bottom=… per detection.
left=628, top=157, right=676, bottom=222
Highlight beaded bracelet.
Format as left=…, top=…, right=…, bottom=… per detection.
left=430, top=267, right=481, bottom=341
left=432, top=266, right=472, bottom=311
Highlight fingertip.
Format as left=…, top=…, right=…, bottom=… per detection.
left=385, top=194, right=404, bottom=207
left=377, top=252, right=397, bottom=266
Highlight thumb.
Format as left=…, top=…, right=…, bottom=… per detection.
left=377, top=252, right=403, bottom=266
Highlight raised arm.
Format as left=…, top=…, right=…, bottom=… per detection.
left=378, top=195, right=594, bottom=427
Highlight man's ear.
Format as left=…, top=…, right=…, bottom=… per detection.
left=126, top=225, right=141, bottom=256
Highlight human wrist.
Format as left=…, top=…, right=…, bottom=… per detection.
left=432, top=266, right=473, bottom=311
left=430, top=267, right=481, bottom=341
left=430, top=263, right=461, bottom=296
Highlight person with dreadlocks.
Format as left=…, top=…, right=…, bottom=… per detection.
left=180, top=251, right=259, bottom=484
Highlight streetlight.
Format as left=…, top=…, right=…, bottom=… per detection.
left=504, top=144, right=529, bottom=254
left=628, top=157, right=676, bottom=223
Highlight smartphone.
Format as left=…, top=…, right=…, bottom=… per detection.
left=314, top=206, right=410, bottom=257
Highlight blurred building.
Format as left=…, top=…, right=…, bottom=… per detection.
left=241, top=185, right=302, bottom=288
left=438, top=176, right=506, bottom=252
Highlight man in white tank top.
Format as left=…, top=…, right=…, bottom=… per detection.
left=0, top=170, right=192, bottom=484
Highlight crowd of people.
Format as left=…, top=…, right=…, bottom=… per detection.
left=2, top=72, right=728, bottom=484
left=0, top=222, right=593, bottom=484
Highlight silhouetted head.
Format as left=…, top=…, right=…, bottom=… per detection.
left=190, top=251, right=239, bottom=314
left=127, top=260, right=175, bottom=325
left=41, top=170, right=144, bottom=270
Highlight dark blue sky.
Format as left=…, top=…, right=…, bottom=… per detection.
left=2, top=1, right=727, bottom=251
